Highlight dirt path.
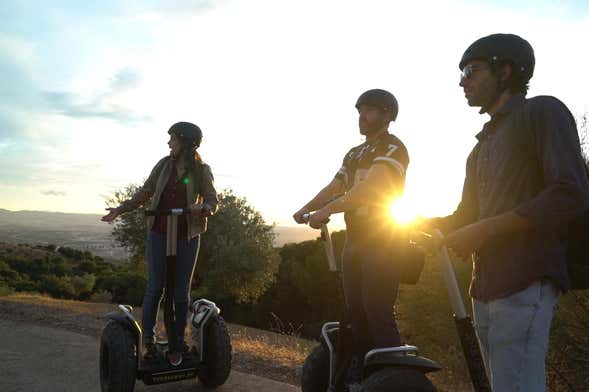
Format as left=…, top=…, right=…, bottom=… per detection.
left=0, top=318, right=298, bottom=392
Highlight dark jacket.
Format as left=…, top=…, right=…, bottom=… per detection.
left=436, top=94, right=589, bottom=300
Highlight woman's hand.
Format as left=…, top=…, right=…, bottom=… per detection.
left=101, top=208, right=120, bottom=223
left=190, top=203, right=213, bottom=217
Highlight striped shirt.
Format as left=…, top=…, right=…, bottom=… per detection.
left=335, top=132, right=409, bottom=234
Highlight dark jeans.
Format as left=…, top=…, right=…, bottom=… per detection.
left=142, top=231, right=200, bottom=349
left=342, top=235, right=401, bottom=356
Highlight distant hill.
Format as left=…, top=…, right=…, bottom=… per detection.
left=273, top=225, right=319, bottom=246
left=0, top=209, right=126, bottom=260
left=0, top=209, right=318, bottom=259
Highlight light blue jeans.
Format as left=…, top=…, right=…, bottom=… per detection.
left=142, top=231, right=200, bottom=350
left=473, top=280, right=559, bottom=392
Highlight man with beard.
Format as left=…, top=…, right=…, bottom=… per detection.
left=422, top=34, right=589, bottom=391
left=293, top=89, right=409, bottom=386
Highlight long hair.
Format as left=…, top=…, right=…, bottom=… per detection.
left=180, top=143, right=202, bottom=174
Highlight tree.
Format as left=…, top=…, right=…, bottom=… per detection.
left=106, top=187, right=279, bottom=304
left=196, top=190, right=280, bottom=303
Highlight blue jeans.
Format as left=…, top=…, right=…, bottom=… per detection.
left=342, top=237, right=401, bottom=355
left=473, top=280, right=559, bottom=392
left=142, top=231, right=200, bottom=349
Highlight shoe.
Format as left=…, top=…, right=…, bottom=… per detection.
left=168, top=351, right=183, bottom=366
left=143, top=341, right=158, bottom=361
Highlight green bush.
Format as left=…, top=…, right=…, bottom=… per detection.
left=89, top=289, right=112, bottom=303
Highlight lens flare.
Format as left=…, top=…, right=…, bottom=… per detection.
left=389, top=197, right=418, bottom=226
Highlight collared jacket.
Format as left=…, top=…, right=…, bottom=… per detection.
left=435, top=94, right=589, bottom=300
left=118, top=156, right=218, bottom=241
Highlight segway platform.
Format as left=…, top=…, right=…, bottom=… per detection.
left=140, top=354, right=198, bottom=385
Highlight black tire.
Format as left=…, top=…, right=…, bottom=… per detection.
left=99, top=321, right=137, bottom=392
left=193, top=315, right=232, bottom=388
left=301, top=344, right=330, bottom=392
left=360, top=368, right=437, bottom=392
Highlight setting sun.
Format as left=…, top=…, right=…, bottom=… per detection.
left=389, top=196, right=419, bottom=226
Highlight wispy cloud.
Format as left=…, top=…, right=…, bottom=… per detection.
left=42, top=88, right=151, bottom=124
left=42, top=190, right=66, bottom=197
left=110, top=67, right=142, bottom=90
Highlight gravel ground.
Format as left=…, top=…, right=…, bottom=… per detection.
left=0, top=296, right=304, bottom=387
left=0, top=317, right=298, bottom=392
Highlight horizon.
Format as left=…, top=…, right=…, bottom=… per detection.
left=2, top=1, right=588, bottom=228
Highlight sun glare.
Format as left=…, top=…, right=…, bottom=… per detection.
left=389, top=196, right=418, bottom=226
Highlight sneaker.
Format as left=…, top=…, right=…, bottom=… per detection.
left=143, top=341, right=158, bottom=361
left=168, top=351, right=183, bottom=366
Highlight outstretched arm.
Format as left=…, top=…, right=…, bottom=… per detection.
left=101, top=159, right=164, bottom=222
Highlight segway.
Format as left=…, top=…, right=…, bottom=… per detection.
left=418, top=229, right=491, bottom=392
left=99, top=208, right=232, bottom=392
left=300, top=215, right=441, bottom=392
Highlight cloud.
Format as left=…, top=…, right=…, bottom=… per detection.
left=42, top=190, right=66, bottom=197
left=110, top=67, right=142, bottom=90
left=42, top=89, right=151, bottom=124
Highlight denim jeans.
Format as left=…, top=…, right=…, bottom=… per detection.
left=142, top=231, right=200, bottom=349
left=473, top=280, right=559, bottom=392
left=341, top=237, right=401, bottom=356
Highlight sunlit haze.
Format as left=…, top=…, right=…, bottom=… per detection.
left=1, top=1, right=588, bottom=230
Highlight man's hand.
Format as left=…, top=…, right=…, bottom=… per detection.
left=445, top=219, right=494, bottom=261
left=101, top=208, right=120, bottom=223
left=308, top=208, right=330, bottom=229
left=293, top=208, right=310, bottom=224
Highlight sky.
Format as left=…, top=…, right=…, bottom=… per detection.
left=1, top=0, right=588, bottom=228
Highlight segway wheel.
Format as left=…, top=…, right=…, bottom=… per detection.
left=193, top=315, right=232, bottom=388
left=99, top=320, right=137, bottom=392
left=360, top=368, right=437, bottom=392
left=301, top=344, right=330, bottom=392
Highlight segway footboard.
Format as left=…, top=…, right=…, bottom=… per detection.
left=363, top=346, right=442, bottom=375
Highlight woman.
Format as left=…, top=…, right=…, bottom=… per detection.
left=102, top=122, right=218, bottom=366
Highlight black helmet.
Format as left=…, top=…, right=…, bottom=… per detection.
left=168, top=122, right=203, bottom=148
left=355, top=89, right=399, bottom=121
left=459, top=33, right=535, bottom=83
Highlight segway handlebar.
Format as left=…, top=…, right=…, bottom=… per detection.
left=301, top=213, right=337, bottom=272
left=414, top=228, right=491, bottom=391
left=145, top=207, right=211, bottom=217
left=145, top=208, right=192, bottom=216
left=411, top=229, right=467, bottom=319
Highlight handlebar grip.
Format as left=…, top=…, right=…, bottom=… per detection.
left=300, top=213, right=329, bottom=225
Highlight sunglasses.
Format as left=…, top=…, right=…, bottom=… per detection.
left=460, top=64, right=489, bottom=80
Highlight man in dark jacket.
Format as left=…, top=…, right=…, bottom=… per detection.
left=424, top=34, right=589, bottom=391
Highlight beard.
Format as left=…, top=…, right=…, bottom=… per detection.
left=466, top=78, right=502, bottom=112
left=359, top=119, right=386, bottom=136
